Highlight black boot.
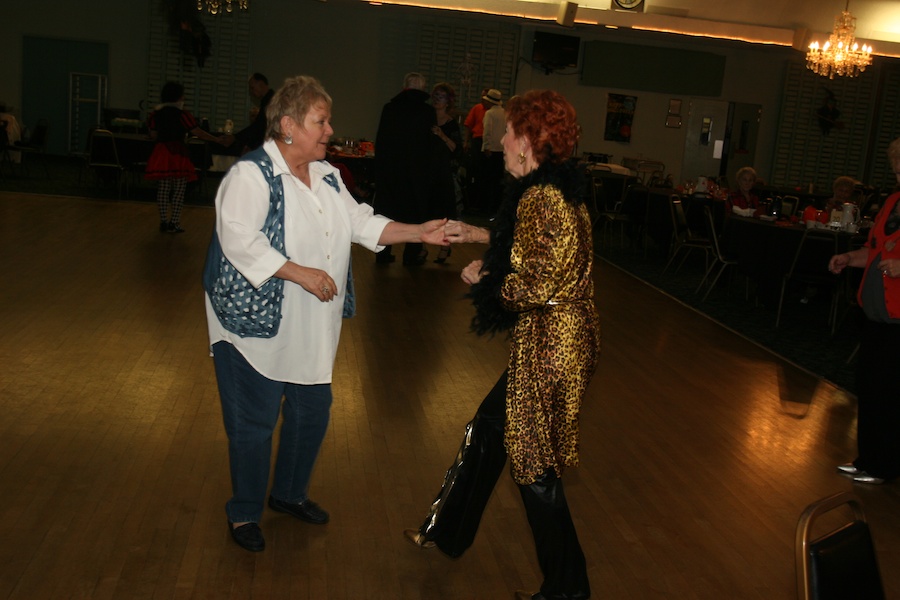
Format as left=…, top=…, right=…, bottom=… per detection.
left=519, top=471, right=590, bottom=599
left=413, top=371, right=508, bottom=557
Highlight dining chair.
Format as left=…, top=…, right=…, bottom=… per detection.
left=781, top=195, right=799, bottom=218
left=635, top=160, right=665, bottom=186
left=775, top=228, right=846, bottom=333
left=87, top=128, right=128, bottom=198
left=695, top=205, right=740, bottom=301
left=586, top=167, right=608, bottom=227
left=597, top=186, right=631, bottom=248
left=13, top=119, right=50, bottom=178
left=662, top=194, right=712, bottom=275
left=0, top=124, right=14, bottom=177
left=795, top=491, right=884, bottom=600
left=187, top=137, right=210, bottom=198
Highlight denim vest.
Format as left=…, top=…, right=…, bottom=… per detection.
left=203, top=150, right=356, bottom=339
left=203, top=148, right=287, bottom=338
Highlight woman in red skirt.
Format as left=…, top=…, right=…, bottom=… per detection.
left=146, top=82, right=226, bottom=233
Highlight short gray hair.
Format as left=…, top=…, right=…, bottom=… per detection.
left=403, top=72, right=427, bottom=91
left=265, top=75, right=332, bottom=142
left=735, top=166, right=757, bottom=182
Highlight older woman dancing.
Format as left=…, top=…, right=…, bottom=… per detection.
left=204, top=75, right=447, bottom=552
left=404, top=89, right=600, bottom=600
left=828, top=137, right=900, bottom=486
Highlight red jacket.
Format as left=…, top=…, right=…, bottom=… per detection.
left=859, top=191, right=900, bottom=318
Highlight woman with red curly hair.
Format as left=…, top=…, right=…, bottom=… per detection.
left=404, top=90, right=599, bottom=600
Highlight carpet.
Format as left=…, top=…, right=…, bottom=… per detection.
left=596, top=240, right=860, bottom=395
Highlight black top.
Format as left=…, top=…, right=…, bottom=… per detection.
left=235, top=88, right=274, bottom=151
left=374, top=88, right=441, bottom=222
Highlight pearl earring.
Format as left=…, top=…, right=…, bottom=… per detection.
left=284, top=133, right=293, bottom=145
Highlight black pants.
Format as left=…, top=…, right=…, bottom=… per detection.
left=416, top=370, right=590, bottom=598
left=854, top=319, right=900, bottom=480
left=419, top=371, right=508, bottom=557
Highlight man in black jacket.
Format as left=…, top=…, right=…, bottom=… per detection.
left=223, top=73, right=273, bottom=154
left=374, top=72, right=440, bottom=265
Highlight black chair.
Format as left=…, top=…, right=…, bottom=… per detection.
left=775, top=228, right=846, bottom=333
left=634, top=159, right=665, bottom=186
left=0, top=124, right=14, bottom=177
left=596, top=174, right=634, bottom=248
left=14, top=119, right=49, bottom=178
left=586, top=168, right=606, bottom=227
left=662, top=194, right=712, bottom=275
left=696, top=205, right=740, bottom=300
left=795, top=491, right=884, bottom=600
left=87, top=128, right=128, bottom=198
left=187, top=137, right=211, bottom=198
left=782, top=195, right=800, bottom=218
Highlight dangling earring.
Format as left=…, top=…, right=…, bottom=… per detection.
left=284, top=133, right=293, bottom=145
left=518, top=151, right=526, bottom=165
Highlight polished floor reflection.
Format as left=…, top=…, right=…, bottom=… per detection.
left=0, top=192, right=898, bottom=599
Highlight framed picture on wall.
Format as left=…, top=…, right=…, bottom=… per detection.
left=604, top=93, right=637, bottom=142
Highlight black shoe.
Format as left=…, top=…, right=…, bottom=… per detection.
left=168, top=223, right=185, bottom=234
left=403, top=528, right=435, bottom=549
left=434, top=246, right=451, bottom=264
left=159, top=221, right=169, bottom=232
left=375, top=252, right=396, bottom=264
left=268, top=495, right=330, bottom=524
left=229, top=522, right=265, bottom=552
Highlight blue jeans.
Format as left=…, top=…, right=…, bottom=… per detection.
left=212, top=341, right=332, bottom=523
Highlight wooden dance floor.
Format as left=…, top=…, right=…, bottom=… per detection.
left=1, top=192, right=898, bottom=599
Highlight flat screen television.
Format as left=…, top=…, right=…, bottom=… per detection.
left=532, top=31, right=580, bottom=71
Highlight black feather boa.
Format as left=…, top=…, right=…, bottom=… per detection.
left=468, top=158, right=585, bottom=337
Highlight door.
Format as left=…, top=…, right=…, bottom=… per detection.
left=720, top=102, right=761, bottom=187
left=681, top=98, right=729, bottom=183
left=22, top=36, right=108, bottom=156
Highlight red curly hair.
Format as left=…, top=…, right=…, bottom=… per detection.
left=505, top=90, right=579, bottom=165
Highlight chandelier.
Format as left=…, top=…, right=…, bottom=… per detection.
left=806, top=1, right=872, bottom=79
left=197, top=0, right=249, bottom=14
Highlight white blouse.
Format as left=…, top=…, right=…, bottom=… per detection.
left=205, top=140, right=391, bottom=383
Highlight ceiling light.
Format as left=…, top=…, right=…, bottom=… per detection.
left=197, top=0, right=249, bottom=15
left=806, top=1, right=873, bottom=78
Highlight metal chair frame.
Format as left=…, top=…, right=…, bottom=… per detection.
left=696, top=205, right=741, bottom=300
left=86, top=128, right=128, bottom=198
left=795, top=491, right=884, bottom=600
left=662, top=195, right=712, bottom=275
left=775, top=227, right=846, bottom=333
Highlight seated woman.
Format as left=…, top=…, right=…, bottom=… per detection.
left=824, top=175, right=858, bottom=213
left=725, top=166, right=760, bottom=214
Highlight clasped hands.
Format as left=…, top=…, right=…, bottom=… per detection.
left=420, top=219, right=489, bottom=285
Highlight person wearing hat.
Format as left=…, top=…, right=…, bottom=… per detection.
left=481, top=89, right=506, bottom=216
